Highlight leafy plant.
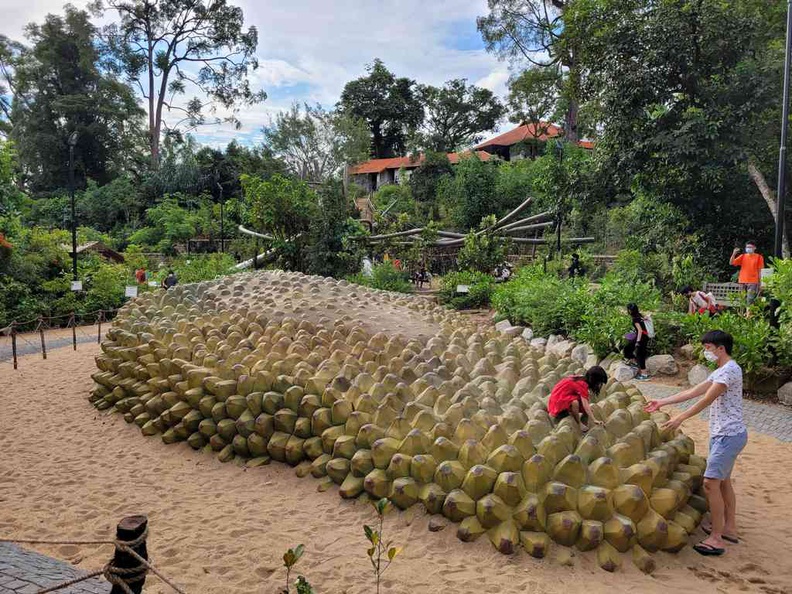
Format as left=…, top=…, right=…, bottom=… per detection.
left=438, top=271, right=495, bottom=310
left=364, top=498, right=402, bottom=594
left=457, top=215, right=510, bottom=273
left=347, top=262, right=412, bottom=294
left=281, top=544, right=311, bottom=594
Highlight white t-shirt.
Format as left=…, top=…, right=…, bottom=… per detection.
left=707, top=359, right=746, bottom=436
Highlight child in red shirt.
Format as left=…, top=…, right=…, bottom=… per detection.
left=548, top=366, right=608, bottom=431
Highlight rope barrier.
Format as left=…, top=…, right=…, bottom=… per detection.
left=0, top=525, right=187, bottom=594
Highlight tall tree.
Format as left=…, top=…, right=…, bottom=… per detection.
left=0, top=37, right=25, bottom=137
left=567, top=0, right=789, bottom=258
left=418, top=79, right=504, bottom=152
left=506, top=67, right=561, bottom=135
left=339, top=59, right=424, bottom=159
left=478, top=1, right=581, bottom=141
left=263, top=103, right=370, bottom=183
left=95, top=0, right=266, bottom=167
left=10, top=6, right=143, bottom=193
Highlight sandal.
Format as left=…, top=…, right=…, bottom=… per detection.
left=693, top=542, right=726, bottom=556
left=702, top=524, right=739, bottom=544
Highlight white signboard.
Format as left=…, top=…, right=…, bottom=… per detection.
left=760, top=268, right=773, bottom=285
left=70, top=280, right=83, bottom=292
left=456, top=285, right=470, bottom=294
left=148, top=281, right=159, bottom=287
left=125, top=285, right=139, bottom=298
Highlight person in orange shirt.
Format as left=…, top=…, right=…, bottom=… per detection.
left=729, top=241, right=764, bottom=304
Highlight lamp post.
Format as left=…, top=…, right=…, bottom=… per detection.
left=216, top=181, right=225, bottom=254
left=68, top=131, right=79, bottom=280
left=776, top=1, right=792, bottom=259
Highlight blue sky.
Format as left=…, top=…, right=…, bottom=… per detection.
left=1, top=0, right=513, bottom=148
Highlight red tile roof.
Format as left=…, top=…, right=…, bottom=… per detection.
left=348, top=151, right=492, bottom=175
left=474, top=122, right=594, bottom=150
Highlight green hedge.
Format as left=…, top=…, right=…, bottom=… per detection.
left=438, top=271, right=495, bottom=309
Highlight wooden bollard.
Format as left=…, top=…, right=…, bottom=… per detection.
left=10, top=322, right=17, bottom=370
left=97, top=311, right=103, bottom=345
left=110, top=515, right=148, bottom=594
left=38, top=317, right=47, bottom=360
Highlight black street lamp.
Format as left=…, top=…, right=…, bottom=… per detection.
left=776, top=1, right=792, bottom=259
left=68, top=131, right=79, bottom=281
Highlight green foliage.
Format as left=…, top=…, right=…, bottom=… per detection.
left=457, top=215, right=509, bottom=273
left=264, top=103, right=370, bottom=182
left=439, top=271, right=495, bottom=310
left=339, top=59, right=424, bottom=158
left=10, top=6, right=143, bottom=194
left=281, top=544, right=310, bottom=594
left=767, top=259, right=792, bottom=325
left=372, top=183, right=417, bottom=224
left=348, top=262, right=412, bottom=294
left=309, top=180, right=368, bottom=278
left=440, top=156, right=499, bottom=230
left=128, top=196, right=199, bottom=255
left=418, top=79, right=505, bottom=152
left=153, top=254, right=237, bottom=285
left=364, top=498, right=401, bottom=594
left=409, top=152, right=453, bottom=221
left=507, top=67, right=563, bottom=130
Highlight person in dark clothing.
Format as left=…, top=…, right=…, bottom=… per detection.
left=162, top=270, right=178, bottom=289
left=568, top=253, right=585, bottom=278
left=624, top=303, right=650, bottom=380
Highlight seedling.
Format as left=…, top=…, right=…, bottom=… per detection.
left=364, top=498, right=402, bottom=594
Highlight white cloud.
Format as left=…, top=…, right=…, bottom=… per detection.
left=0, top=0, right=519, bottom=147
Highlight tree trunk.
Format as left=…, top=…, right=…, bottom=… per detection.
left=147, top=38, right=158, bottom=168
left=747, top=159, right=790, bottom=258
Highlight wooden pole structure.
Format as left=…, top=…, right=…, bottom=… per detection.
left=97, top=310, right=103, bottom=345
left=70, top=312, right=76, bottom=351
left=109, top=515, right=148, bottom=594
left=11, top=322, right=17, bottom=370
left=38, top=317, right=47, bottom=360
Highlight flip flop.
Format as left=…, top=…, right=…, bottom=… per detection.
left=693, top=542, right=726, bottom=556
left=702, top=525, right=739, bottom=544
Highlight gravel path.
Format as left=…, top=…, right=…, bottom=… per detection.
left=0, top=543, right=109, bottom=594
left=637, top=381, right=792, bottom=443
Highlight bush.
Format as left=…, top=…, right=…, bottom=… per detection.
left=457, top=215, right=509, bottom=273
left=347, top=262, right=412, bottom=293
left=153, top=253, right=237, bottom=285
left=438, top=271, right=495, bottom=310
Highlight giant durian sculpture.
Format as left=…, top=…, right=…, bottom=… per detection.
left=90, top=270, right=707, bottom=573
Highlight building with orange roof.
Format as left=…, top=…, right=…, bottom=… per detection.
left=474, top=122, right=594, bottom=161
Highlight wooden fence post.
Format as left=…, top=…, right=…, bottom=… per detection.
left=10, top=322, right=17, bottom=370
left=70, top=312, right=76, bottom=351
left=110, top=515, right=148, bottom=594
left=38, top=317, right=47, bottom=360
left=97, top=310, right=103, bottom=345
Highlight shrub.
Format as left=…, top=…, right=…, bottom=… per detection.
left=347, top=262, right=412, bottom=293
left=457, top=215, right=510, bottom=273
left=439, top=271, right=495, bottom=309
left=153, top=253, right=237, bottom=285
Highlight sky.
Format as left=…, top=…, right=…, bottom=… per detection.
left=0, top=0, right=514, bottom=149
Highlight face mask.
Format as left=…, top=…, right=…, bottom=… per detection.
left=745, top=246, right=755, bottom=254
left=703, top=350, right=719, bottom=363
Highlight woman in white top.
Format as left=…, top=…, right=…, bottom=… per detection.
left=682, top=286, right=717, bottom=315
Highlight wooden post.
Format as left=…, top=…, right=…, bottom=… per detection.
left=70, top=312, right=76, bottom=351
left=38, top=317, right=47, bottom=360
left=110, top=515, right=148, bottom=594
left=10, top=322, right=17, bottom=370
left=97, top=310, right=103, bottom=345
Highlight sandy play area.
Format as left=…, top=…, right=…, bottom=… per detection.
left=0, top=345, right=790, bottom=594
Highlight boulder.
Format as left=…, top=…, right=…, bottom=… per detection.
left=646, top=355, right=678, bottom=376
left=585, top=354, right=600, bottom=370
left=779, top=381, right=792, bottom=407
left=495, top=320, right=513, bottom=333
left=687, top=364, right=710, bottom=387
left=571, top=344, right=593, bottom=364
left=611, top=363, right=637, bottom=383
left=547, top=335, right=562, bottom=348
left=501, top=326, right=525, bottom=338
left=679, top=344, right=696, bottom=360
left=549, top=340, right=576, bottom=359
left=599, top=354, right=617, bottom=371
left=521, top=327, right=534, bottom=341
left=530, top=337, right=547, bottom=351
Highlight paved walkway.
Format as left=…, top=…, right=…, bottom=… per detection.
left=0, top=543, right=109, bottom=593
left=638, top=381, right=792, bottom=442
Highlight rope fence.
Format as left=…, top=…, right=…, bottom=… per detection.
left=0, top=515, right=187, bottom=594
left=0, top=308, right=119, bottom=370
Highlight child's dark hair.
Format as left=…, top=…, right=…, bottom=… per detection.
left=700, top=330, right=733, bottom=355
left=746, top=240, right=757, bottom=247
left=584, top=366, right=608, bottom=394
left=627, top=303, right=642, bottom=321
left=680, top=286, right=693, bottom=295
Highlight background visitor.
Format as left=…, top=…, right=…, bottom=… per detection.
left=729, top=241, right=764, bottom=304
left=682, top=286, right=717, bottom=315
left=162, top=270, right=178, bottom=289
left=623, top=303, right=650, bottom=380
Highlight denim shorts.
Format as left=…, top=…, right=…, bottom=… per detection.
left=704, top=431, right=748, bottom=480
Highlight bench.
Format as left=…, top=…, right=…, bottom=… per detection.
left=703, top=282, right=747, bottom=307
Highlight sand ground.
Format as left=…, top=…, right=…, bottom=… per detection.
left=1, top=346, right=791, bottom=594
